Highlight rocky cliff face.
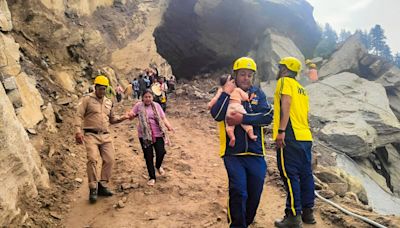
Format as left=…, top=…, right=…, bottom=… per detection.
left=154, top=0, right=320, bottom=79
left=1, top=1, right=49, bottom=226
left=1, top=0, right=172, bottom=225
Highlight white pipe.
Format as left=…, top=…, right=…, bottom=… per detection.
left=265, top=151, right=387, bottom=227
left=315, top=190, right=387, bottom=228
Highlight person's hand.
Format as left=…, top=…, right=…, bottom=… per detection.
left=275, top=132, right=286, bottom=148
left=75, top=132, right=85, bottom=144
left=207, top=102, right=212, bottom=110
left=223, top=75, right=236, bottom=95
left=127, top=112, right=136, bottom=120
left=226, top=112, right=243, bottom=126
left=167, top=126, right=175, bottom=133
left=123, top=113, right=131, bottom=120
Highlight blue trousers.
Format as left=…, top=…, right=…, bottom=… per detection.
left=224, top=156, right=267, bottom=228
left=276, top=140, right=315, bottom=216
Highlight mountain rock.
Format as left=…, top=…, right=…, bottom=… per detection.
left=0, top=84, right=49, bottom=226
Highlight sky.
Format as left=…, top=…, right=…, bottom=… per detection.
left=307, top=0, right=400, bottom=54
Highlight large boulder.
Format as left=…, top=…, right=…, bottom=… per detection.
left=250, top=30, right=305, bottom=83
left=318, top=34, right=400, bottom=120
left=0, top=0, right=12, bottom=31
left=14, top=72, right=44, bottom=129
left=0, top=84, right=49, bottom=226
left=319, top=34, right=367, bottom=78
left=307, top=72, right=400, bottom=158
left=155, top=0, right=320, bottom=78
left=0, top=33, right=21, bottom=77
left=52, top=71, right=76, bottom=92
left=374, top=144, right=400, bottom=196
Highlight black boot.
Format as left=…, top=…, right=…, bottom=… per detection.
left=302, top=208, right=316, bottom=224
left=274, top=210, right=302, bottom=228
left=98, top=182, right=113, bottom=196
left=89, top=188, right=97, bottom=204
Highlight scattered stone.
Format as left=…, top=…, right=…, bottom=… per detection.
left=144, top=211, right=157, bottom=220
left=6, top=89, right=23, bottom=108
left=74, top=178, right=83, bottom=183
left=121, top=183, right=132, bottom=190
left=130, top=183, right=139, bottom=189
left=117, top=200, right=125, bottom=208
left=56, top=97, right=73, bottom=105
left=2, top=77, right=18, bottom=91
left=122, top=197, right=127, bottom=203
left=49, top=211, right=62, bottom=219
left=48, top=145, right=55, bottom=157
left=318, top=190, right=336, bottom=199
left=26, top=128, right=37, bottom=135
left=329, top=182, right=348, bottom=197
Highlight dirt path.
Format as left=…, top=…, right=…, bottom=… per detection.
left=63, top=98, right=336, bottom=228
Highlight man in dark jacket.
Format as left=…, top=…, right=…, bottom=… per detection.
left=210, top=57, right=273, bottom=228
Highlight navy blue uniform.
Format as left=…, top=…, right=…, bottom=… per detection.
left=211, top=86, right=273, bottom=227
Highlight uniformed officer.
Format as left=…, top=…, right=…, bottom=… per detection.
left=273, top=57, right=315, bottom=228
left=74, top=75, right=129, bottom=203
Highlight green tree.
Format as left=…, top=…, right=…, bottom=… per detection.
left=381, top=44, right=393, bottom=61
left=394, top=52, right=400, bottom=67
left=339, top=29, right=352, bottom=42
left=355, top=29, right=370, bottom=50
left=314, top=23, right=338, bottom=58
left=369, top=24, right=387, bottom=55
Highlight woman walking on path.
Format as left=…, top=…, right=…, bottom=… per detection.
left=128, top=90, right=174, bottom=186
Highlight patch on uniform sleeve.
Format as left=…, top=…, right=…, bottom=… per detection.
left=250, top=93, right=258, bottom=105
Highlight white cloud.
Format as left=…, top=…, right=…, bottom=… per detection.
left=307, top=0, right=400, bottom=53
left=346, top=0, right=374, bottom=12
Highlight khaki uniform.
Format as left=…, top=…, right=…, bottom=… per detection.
left=75, top=93, right=122, bottom=189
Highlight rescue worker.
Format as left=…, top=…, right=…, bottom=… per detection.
left=305, top=59, right=318, bottom=82
left=210, top=57, right=273, bottom=228
left=273, top=57, right=315, bottom=227
left=74, top=75, right=130, bottom=204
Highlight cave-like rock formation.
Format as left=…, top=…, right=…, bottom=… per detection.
left=154, top=0, right=320, bottom=79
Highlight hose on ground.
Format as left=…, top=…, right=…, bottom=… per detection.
left=314, top=190, right=387, bottom=228
left=265, top=154, right=387, bottom=227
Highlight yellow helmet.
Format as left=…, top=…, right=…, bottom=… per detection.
left=309, top=63, right=317, bottom=68
left=279, top=57, right=302, bottom=74
left=305, top=59, right=312, bottom=65
left=94, top=75, right=109, bottom=86
left=233, top=57, right=257, bottom=72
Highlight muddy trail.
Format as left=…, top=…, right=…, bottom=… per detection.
left=56, top=94, right=375, bottom=228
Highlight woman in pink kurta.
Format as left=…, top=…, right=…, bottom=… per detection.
left=128, top=90, right=174, bottom=186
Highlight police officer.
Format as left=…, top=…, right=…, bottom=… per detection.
left=273, top=57, right=315, bottom=227
left=210, top=57, right=273, bottom=227
left=75, top=75, right=129, bottom=203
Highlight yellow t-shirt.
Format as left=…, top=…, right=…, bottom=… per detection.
left=273, top=77, right=313, bottom=141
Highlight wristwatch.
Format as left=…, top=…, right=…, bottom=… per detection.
left=278, top=129, right=285, bottom=134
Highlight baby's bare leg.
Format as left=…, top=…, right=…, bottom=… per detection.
left=226, top=124, right=236, bottom=147
left=241, top=124, right=257, bottom=141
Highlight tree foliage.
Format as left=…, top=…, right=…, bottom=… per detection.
left=316, top=24, right=398, bottom=64
left=369, top=24, right=387, bottom=56
left=394, top=53, right=400, bottom=68
left=314, top=23, right=338, bottom=58
left=339, top=29, right=352, bottom=43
